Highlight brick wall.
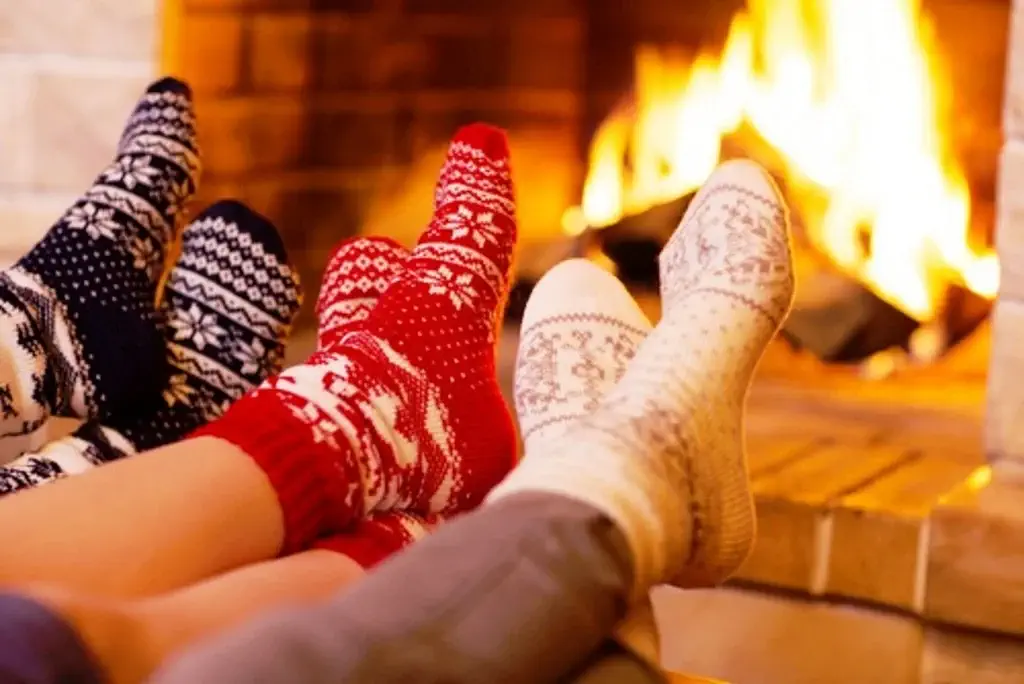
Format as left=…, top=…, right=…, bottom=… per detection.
left=165, top=0, right=585, bottom=327
left=0, top=2, right=159, bottom=264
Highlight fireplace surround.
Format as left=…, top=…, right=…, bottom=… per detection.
left=4, top=0, right=1024, bottom=681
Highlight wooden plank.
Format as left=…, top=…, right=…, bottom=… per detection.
left=655, top=586, right=923, bottom=684
left=926, top=465, right=1024, bottom=636
left=744, top=435, right=821, bottom=476
left=737, top=443, right=917, bottom=592
left=826, top=454, right=981, bottom=612
left=752, top=443, right=915, bottom=504
left=921, top=625, right=1024, bottom=684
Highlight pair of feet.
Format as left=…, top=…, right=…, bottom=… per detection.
left=0, top=78, right=302, bottom=494
left=199, top=123, right=796, bottom=594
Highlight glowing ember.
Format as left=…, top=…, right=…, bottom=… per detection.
left=564, top=0, right=999, bottom=322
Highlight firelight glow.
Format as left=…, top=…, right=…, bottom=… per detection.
left=564, top=0, right=999, bottom=322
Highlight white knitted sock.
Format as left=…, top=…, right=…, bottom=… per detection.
left=490, top=159, right=795, bottom=596
left=501, top=258, right=662, bottom=665
left=513, top=258, right=651, bottom=450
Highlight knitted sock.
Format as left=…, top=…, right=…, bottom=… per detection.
left=0, top=201, right=301, bottom=496
left=313, top=511, right=440, bottom=569
left=489, top=159, right=795, bottom=595
left=0, top=77, right=200, bottom=444
left=507, top=257, right=662, bottom=667
left=309, top=236, right=441, bottom=567
left=316, top=236, right=409, bottom=351
left=198, top=123, right=519, bottom=552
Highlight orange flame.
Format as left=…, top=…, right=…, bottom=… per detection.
left=564, top=0, right=998, bottom=321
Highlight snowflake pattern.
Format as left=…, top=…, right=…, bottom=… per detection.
left=420, top=265, right=478, bottom=310
left=65, top=202, right=120, bottom=241
left=102, top=154, right=161, bottom=190
left=162, top=374, right=195, bottom=407
left=232, top=336, right=268, bottom=377
left=129, top=235, right=159, bottom=275
left=169, top=303, right=227, bottom=350
left=440, top=204, right=502, bottom=249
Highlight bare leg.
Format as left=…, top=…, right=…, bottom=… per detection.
left=0, top=437, right=285, bottom=597
left=130, top=550, right=365, bottom=665
left=10, top=549, right=364, bottom=684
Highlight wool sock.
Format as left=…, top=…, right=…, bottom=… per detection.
left=308, top=236, right=442, bottom=567
left=313, top=511, right=441, bottom=569
left=507, top=257, right=662, bottom=667
left=316, top=236, right=409, bottom=351
left=489, top=159, right=795, bottom=595
left=0, top=77, right=200, bottom=446
left=199, top=123, right=519, bottom=552
left=0, top=201, right=301, bottom=496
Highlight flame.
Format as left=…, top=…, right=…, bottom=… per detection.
left=565, top=0, right=998, bottom=321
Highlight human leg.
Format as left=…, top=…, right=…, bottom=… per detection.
left=0, top=124, right=518, bottom=597
left=0, top=201, right=301, bottom=496
left=0, top=77, right=199, bottom=455
left=150, top=158, right=794, bottom=684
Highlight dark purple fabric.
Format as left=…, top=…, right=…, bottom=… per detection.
left=0, top=594, right=102, bottom=684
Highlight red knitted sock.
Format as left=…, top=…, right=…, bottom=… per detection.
left=314, top=236, right=437, bottom=568
left=313, top=511, right=439, bottom=569
left=316, top=236, right=408, bottom=351
left=197, top=123, right=518, bottom=552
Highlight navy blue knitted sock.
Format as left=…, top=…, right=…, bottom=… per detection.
left=0, top=77, right=200, bottom=442
left=0, top=201, right=302, bottom=495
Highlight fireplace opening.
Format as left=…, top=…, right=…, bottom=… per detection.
left=167, top=0, right=1009, bottom=384
left=550, top=0, right=1002, bottom=373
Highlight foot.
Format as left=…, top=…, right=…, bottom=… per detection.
left=315, top=236, right=409, bottom=350
left=200, top=124, right=519, bottom=552
left=0, top=77, right=201, bottom=432
left=492, top=257, right=660, bottom=663
left=0, top=201, right=301, bottom=497
left=491, top=159, right=795, bottom=594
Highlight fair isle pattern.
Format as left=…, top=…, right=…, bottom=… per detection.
left=316, top=237, right=408, bottom=350
left=489, top=159, right=796, bottom=599
left=0, top=282, right=50, bottom=444
left=0, top=423, right=133, bottom=496
left=201, top=124, right=519, bottom=551
left=121, top=201, right=301, bottom=451
left=515, top=312, right=648, bottom=444
left=311, top=237, right=442, bottom=568
left=0, top=202, right=302, bottom=498
left=0, top=78, right=200, bottom=443
left=503, top=258, right=660, bottom=669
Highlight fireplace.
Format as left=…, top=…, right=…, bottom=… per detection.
left=7, top=0, right=1024, bottom=681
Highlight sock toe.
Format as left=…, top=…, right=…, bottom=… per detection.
left=521, top=259, right=651, bottom=332
left=659, top=158, right=794, bottom=321
left=168, top=200, right=303, bottom=385
left=316, top=237, right=409, bottom=345
left=117, top=201, right=302, bottom=451
left=145, top=76, right=193, bottom=98
left=451, top=122, right=511, bottom=160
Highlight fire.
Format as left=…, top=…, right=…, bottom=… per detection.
left=564, top=0, right=998, bottom=321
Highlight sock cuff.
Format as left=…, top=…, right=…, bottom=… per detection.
left=193, top=392, right=360, bottom=554
left=313, top=531, right=400, bottom=570
left=486, top=454, right=676, bottom=603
